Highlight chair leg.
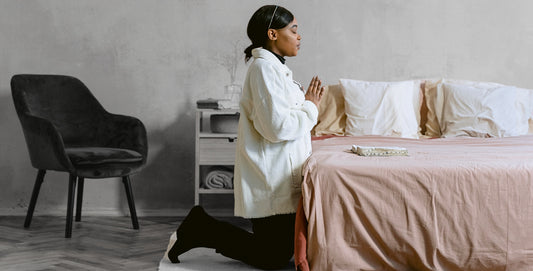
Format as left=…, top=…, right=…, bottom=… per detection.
left=65, top=174, right=77, bottom=238
left=75, top=177, right=84, bottom=222
left=122, top=176, right=139, bottom=229
left=24, top=169, right=46, bottom=228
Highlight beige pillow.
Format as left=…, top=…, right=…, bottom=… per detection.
left=419, top=81, right=429, bottom=135
left=424, top=79, right=504, bottom=137
left=311, top=84, right=346, bottom=136
left=437, top=83, right=530, bottom=137
left=340, top=79, right=422, bottom=139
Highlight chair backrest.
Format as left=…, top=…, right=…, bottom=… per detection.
left=11, top=74, right=107, bottom=146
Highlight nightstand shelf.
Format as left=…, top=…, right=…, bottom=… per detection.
left=199, top=132, right=237, bottom=138
left=198, top=188, right=235, bottom=194
left=194, top=108, right=239, bottom=205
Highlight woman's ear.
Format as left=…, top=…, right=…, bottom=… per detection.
left=267, top=29, right=277, bottom=41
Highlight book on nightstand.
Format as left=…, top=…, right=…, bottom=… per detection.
left=196, top=98, right=237, bottom=109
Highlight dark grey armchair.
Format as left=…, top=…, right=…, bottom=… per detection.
left=11, top=74, right=148, bottom=238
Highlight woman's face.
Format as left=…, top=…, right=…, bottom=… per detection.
left=268, top=19, right=301, bottom=57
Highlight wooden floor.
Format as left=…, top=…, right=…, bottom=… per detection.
left=0, top=215, right=250, bottom=271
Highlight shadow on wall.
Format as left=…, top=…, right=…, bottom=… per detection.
left=0, top=93, right=17, bottom=188
left=0, top=90, right=53, bottom=213
left=131, top=103, right=197, bottom=216
left=131, top=101, right=236, bottom=216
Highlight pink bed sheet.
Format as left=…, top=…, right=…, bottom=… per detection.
left=297, top=135, right=533, bottom=271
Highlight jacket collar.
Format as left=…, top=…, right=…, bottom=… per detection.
left=251, top=48, right=291, bottom=75
left=252, top=48, right=286, bottom=65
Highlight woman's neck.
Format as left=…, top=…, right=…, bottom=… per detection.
left=265, top=49, right=286, bottom=64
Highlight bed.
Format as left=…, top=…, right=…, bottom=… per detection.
left=294, top=79, right=533, bottom=271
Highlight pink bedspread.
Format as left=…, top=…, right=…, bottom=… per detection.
left=300, top=135, right=533, bottom=271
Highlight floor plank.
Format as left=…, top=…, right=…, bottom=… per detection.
left=0, top=216, right=250, bottom=271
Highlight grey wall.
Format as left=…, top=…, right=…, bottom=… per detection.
left=2, top=0, right=533, bottom=216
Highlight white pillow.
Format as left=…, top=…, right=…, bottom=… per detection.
left=424, top=78, right=504, bottom=137
left=436, top=82, right=530, bottom=137
left=340, top=79, right=421, bottom=138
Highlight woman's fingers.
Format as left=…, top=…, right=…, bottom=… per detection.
left=305, top=76, right=325, bottom=107
left=314, top=79, right=322, bottom=94
left=308, top=76, right=319, bottom=91
left=309, top=76, right=322, bottom=91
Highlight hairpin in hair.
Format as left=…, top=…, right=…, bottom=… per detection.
left=267, top=5, right=279, bottom=29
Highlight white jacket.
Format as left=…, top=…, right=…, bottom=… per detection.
left=234, top=48, right=319, bottom=218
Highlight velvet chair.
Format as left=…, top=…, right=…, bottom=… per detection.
left=11, top=74, right=148, bottom=238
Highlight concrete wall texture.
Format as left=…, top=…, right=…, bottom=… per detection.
left=1, top=0, right=533, bottom=216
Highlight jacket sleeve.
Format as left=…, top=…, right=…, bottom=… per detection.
left=249, top=63, right=319, bottom=143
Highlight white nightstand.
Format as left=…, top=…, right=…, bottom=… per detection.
left=194, top=108, right=239, bottom=205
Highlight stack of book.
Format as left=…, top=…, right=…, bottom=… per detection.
left=196, top=98, right=237, bottom=109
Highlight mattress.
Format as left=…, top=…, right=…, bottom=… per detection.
left=300, top=135, right=533, bottom=271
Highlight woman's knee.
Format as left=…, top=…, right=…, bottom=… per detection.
left=252, top=250, right=293, bottom=270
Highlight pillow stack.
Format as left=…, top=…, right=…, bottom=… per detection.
left=425, top=79, right=531, bottom=138
left=312, top=78, right=533, bottom=138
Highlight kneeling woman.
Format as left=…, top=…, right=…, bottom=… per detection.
left=168, top=5, right=324, bottom=270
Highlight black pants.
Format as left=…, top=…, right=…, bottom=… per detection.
left=215, top=213, right=296, bottom=270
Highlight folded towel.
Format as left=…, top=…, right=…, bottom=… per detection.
left=352, top=145, right=408, bottom=157
left=202, top=168, right=234, bottom=189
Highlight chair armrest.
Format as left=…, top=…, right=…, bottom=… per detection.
left=100, top=113, right=148, bottom=163
left=18, top=114, right=74, bottom=171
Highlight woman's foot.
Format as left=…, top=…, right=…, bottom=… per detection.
left=167, top=206, right=216, bottom=263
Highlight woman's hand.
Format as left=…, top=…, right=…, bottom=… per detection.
left=305, top=76, right=325, bottom=108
